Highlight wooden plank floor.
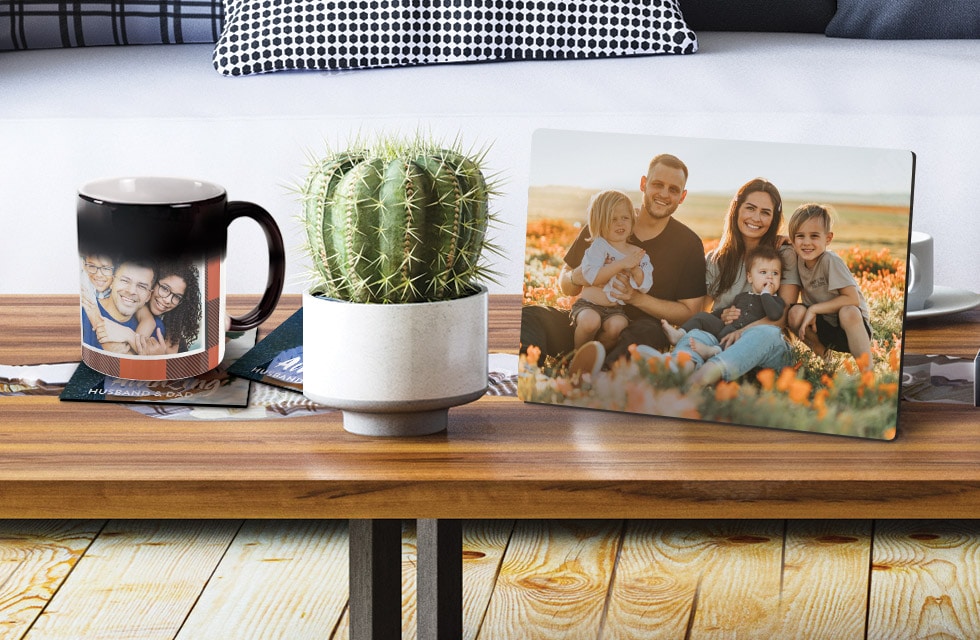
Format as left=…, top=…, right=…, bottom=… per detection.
left=2, top=520, right=980, bottom=639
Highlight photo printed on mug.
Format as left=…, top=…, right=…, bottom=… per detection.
left=79, top=253, right=208, bottom=357
left=77, top=176, right=285, bottom=380
left=77, top=177, right=231, bottom=380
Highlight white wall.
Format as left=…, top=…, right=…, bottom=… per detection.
left=2, top=34, right=978, bottom=299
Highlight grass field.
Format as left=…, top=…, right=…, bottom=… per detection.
left=527, top=186, right=911, bottom=256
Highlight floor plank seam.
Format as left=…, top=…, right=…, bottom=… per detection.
left=595, top=519, right=628, bottom=640
left=864, top=519, right=877, bottom=640
left=328, top=602, right=349, bottom=640
left=18, top=519, right=109, bottom=640
left=778, top=518, right=789, bottom=608
left=683, top=570, right=704, bottom=640
left=169, top=519, right=246, bottom=640
left=473, top=519, right=517, bottom=640
left=328, top=521, right=351, bottom=640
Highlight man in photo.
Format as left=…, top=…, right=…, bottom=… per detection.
left=522, top=154, right=707, bottom=372
left=81, top=259, right=161, bottom=354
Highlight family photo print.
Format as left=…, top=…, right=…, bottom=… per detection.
left=519, top=130, right=915, bottom=440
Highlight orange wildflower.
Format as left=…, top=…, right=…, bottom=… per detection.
left=813, top=389, right=830, bottom=420
left=714, top=380, right=740, bottom=402
left=861, top=370, right=876, bottom=389
left=843, top=359, right=857, bottom=375
left=855, top=352, right=871, bottom=372
left=821, top=374, right=835, bottom=389
left=756, top=369, right=776, bottom=391
left=675, top=351, right=693, bottom=368
left=889, top=347, right=902, bottom=372
left=878, top=382, right=899, bottom=397
left=788, top=379, right=812, bottom=406
left=647, top=357, right=660, bottom=373
left=776, top=367, right=797, bottom=392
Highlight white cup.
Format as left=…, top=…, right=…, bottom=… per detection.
left=906, top=231, right=934, bottom=312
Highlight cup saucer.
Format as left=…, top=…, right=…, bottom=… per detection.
left=907, top=286, right=980, bottom=320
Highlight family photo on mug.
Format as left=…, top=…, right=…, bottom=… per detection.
left=519, top=130, right=915, bottom=440
left=79, top=253, right=205, bottom=356
left=75, top=176, right=285, bottom=382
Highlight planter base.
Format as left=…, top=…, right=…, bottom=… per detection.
left=317, top=387, right=488, bottom=437
left=342, top=408, right=450, bottom=437
left=302, top=287, right=489, bottom=437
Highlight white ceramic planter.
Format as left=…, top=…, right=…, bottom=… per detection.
left=302, top=287, right=489, bottom=436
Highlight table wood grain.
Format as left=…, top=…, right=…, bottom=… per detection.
left=1, top=295, right=978, bottom=520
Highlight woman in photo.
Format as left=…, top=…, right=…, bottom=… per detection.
left=650, top=178, right=802, bottom=386
left=136, top=262, right=202, bottom=354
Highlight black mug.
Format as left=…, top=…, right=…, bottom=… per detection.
left=77, top=176, right=285, bottom=380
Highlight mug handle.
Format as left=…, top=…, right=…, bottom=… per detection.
left=226, top=201, right=286, bottom=331
left=907, top=253, right=919, bottom=294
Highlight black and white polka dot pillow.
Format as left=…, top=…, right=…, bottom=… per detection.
left=213, top=0, right=697, bottom=76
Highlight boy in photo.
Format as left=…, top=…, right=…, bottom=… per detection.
left=786, top=203, right=873, bottom=370
left=81, top=254, right=114, bottom=303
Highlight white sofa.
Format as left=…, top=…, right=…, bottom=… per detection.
left=2, top=32, right=978, bottom=297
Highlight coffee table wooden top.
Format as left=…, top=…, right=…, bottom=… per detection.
left=1, top=294, right=978, bottom=519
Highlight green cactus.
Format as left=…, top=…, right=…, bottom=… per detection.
left=301, top=136, right=501, bottom=304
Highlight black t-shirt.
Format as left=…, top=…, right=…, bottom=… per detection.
left=564, top=217, right=707, bottom=321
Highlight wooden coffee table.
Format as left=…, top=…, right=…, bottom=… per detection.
left=1, top=295, right=978, bottom=639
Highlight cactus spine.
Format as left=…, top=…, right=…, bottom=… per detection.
left=302, top=136, right=499, bottom=304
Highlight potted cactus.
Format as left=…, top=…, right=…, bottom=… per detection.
left=299, top=135, right=500, bottom=436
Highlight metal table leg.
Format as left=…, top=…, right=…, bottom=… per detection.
left=349, top=519, right=402, bottom=640
left=417, top=519, right=462, bottom=640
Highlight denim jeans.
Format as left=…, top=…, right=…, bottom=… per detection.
left=673, top=324, right=792, bottom=381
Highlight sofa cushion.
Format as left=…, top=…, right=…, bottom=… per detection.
left=827, top=0, right=980, bottom=39
left=0, top=1, right=224, bottom=51
left=212, top=0, right=698, bottom=77
left=679, top=0, right=835, bottom=33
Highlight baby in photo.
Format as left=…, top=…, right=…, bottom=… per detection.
left=786, top=203, right=873, bottom=369
left=569, top=189, right=653, bottom=350
left=663, top=244, right=785, bottom=360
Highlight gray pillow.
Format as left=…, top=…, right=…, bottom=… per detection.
left=213, top=0, right=698, bottom=77
left=827, top=0, right=980, bottom=39
left=1, top=1, right=224, bottom=51
left=680, top=0, right=835, bottom=33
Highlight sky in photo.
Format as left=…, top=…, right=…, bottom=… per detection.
left=529, top=129, right=915, bottom=200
